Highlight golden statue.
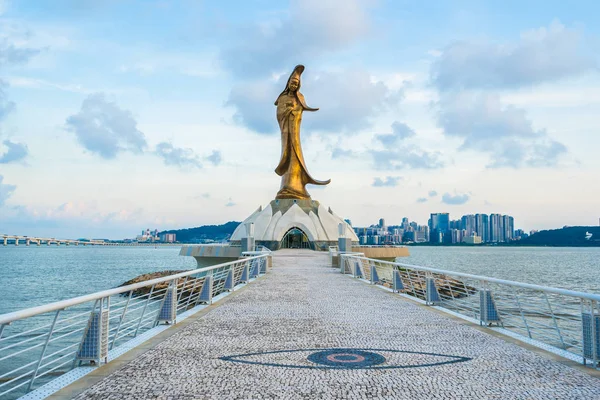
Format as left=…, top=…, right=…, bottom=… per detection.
left=274, top=65, right=330, bottom=199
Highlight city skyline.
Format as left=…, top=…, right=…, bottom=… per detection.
left=351, top=211, right=522, bottom=245
left=1, top=1, right=600, bottom=239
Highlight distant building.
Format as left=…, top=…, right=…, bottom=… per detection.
left=502, top=215, right=514, bottom=242
left=429, top=213, right=449, bottom=243
left=463, top=234, right=482, bottom=244
left=476, top=214, right=489, bottom=243
left=344, top=219, right=352, bottom=227
left=419, top=225, right=430, bottom=242
left=160, top=233, right=176, bottom=243
left=489, top=214, right=500, bottom=242
left=401, top=217, right=409, bottom=230
left=450, top=229, right=463, bottom=244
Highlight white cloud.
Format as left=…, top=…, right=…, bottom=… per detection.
left=431, top=21, right=597, bottom=91
left=66, top=93, right=147, bottom=159
left=0, top=80, right=15, bottom=119
left=375, top=121, right=416, bottom=145
left=0, top=0, right=9, bottom=16
left=441, top=192, right=470, bottom=205
left=0, top=174, right=16, bottom=206
left=372, top=176, right=402, bottom=187
left=220, top=0, right=373, bottom=77
left=436, top=91, right=567, bottom=168
left=0, top=139, right=28, bottom=163
left=155, top=142, right=202, bottom=169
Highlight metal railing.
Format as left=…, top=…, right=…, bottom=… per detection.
left=340, top=253, right=600, bottom=369
left=328, top=246, right=338, bottom=265
left=0, top=254, right=270, bottom=399
left=255, top=245, right=272, bottom=253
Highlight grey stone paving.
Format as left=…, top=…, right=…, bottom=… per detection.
left=74, top=250, right=600, bottom=399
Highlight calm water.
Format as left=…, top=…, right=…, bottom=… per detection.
left=404, top=246, right=600, bottom=294
left=0, top=246, right=599, bottom=315
left=0, top=246, right=197, bottom=315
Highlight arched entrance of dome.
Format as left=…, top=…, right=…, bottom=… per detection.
left=280, top=227, right=312, bottom=249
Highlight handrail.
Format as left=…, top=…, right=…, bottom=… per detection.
left=0, top=254, right=271, bottom=398
left=340, top=253, right=600, bottom=369
left=0, top=255, right=265, bottom=326
left=342, top=254, right=600, bottom=302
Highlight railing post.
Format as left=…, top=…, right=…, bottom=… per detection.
left=393, top=269, right=404, bottom=292
left=199, top=274, right=213, bottom=304
left=250, top=259, right=260, bottom=278
left=479, top=287, right=501, bottom=326
left=426, top=275, right=440, bottom=305
left=370, top=264, right=379, bottom=284
left=353, top=261, right=363, bottom=279
left=259, top=256, right=267, bottom=274
left=76, top=298, right=109, bottom=365
left=241, top=260, right=250, bottom=283
left=582, top=299, right=599, bottom=367
left=224, top=265, right=235, bottom=291
left=28, top=309, right=61, bottom=391
left=157, top=281, right=177, bottom=325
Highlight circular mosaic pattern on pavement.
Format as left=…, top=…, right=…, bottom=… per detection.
left=307, top=349, right=386, bottom=368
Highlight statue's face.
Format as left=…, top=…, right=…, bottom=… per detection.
left=289, top=79, right=299, bottom=91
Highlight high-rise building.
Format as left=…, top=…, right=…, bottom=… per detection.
left=450, top=220, right=461, bottom=230
left=502, top=215, right=514, bottom=242
left=378, top=218, right=385, bottom=228
left=489, top=214, right=500, bottom=242
left=429, top=213, right=449, bottom=243
left=401, top=217, right=409, bottom=230
left=450, top=229, right=463, bottom=244
left=159, top=233, right=176, bottom=243
left=475, top=214, right=489, bottom=243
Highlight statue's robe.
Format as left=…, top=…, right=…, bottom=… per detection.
left=274, top=91, right=330, bottom=199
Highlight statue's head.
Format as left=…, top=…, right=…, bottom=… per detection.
left=288, top=78, right=299, bottom=92
left=283, top=65, right=304, bottom=93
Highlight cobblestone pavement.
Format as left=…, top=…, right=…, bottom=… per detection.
left=74, top=250, right=600, bottom=399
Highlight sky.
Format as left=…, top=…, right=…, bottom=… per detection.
left=0, top=0, right=599, bottom=239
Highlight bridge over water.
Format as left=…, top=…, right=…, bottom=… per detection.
left=1, top=249, right=600, bottom=399
left=1, top=234, right=180, bottom=246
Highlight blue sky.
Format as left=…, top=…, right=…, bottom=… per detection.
left=1, top=0, right=599, bottom=239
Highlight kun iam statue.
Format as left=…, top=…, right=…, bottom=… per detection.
left=274, top=65, right=330, bottom=199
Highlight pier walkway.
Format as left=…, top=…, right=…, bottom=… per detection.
left=57, top=250, right=600, bottom=399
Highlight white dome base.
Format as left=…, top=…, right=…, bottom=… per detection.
left=230, top=199, right=358, bottom=251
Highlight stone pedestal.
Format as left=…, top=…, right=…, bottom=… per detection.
left=230, top=199, right=359, bottom=251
